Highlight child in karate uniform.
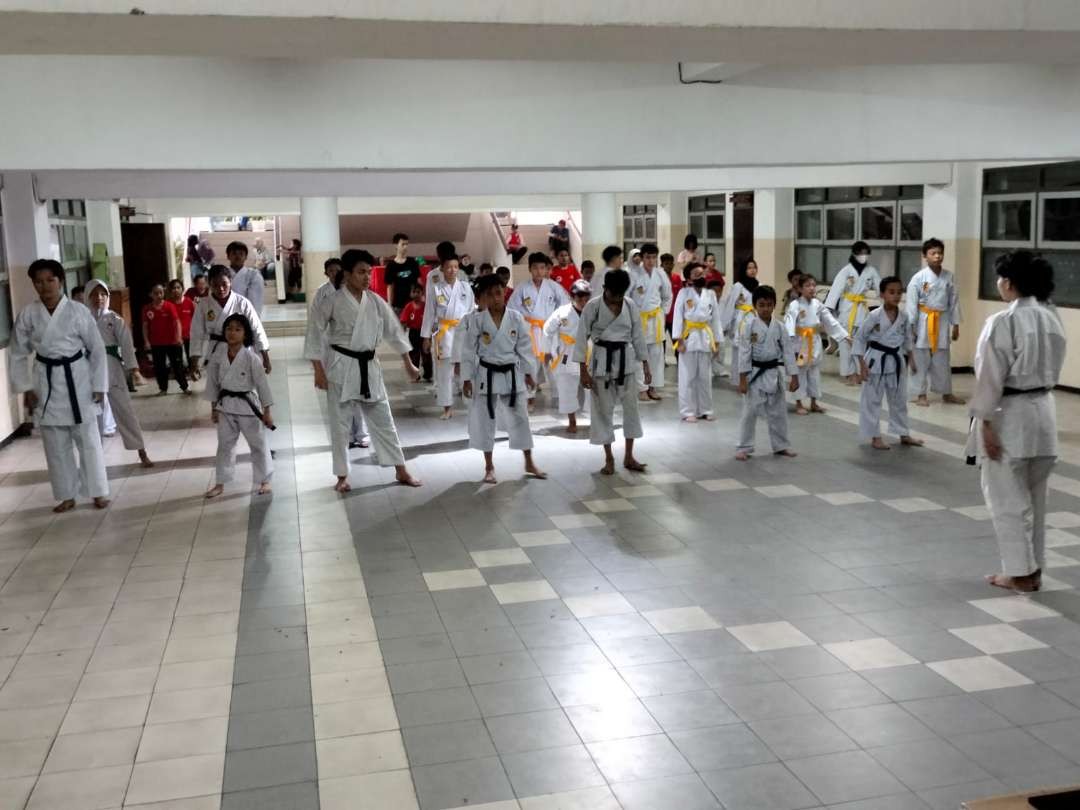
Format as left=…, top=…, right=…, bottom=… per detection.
left=825, top=241, right=881, bottom=383
left=853, top=276, right=924, bottom=450
left=421, top=252, right=474, bottom=419
left=507, top=251, right=570, bottom=409
left=785, top=273, right=850, bottom=415
left=543, top=279, right=591, bottom=433
left=736, top=285, right=799, bottom=461
left=204, top=313, right=274, bottom=498
left=460, top=275, right=547, bottom=484
left=574, top=269, right=649, bottom=475
left=672, top=263, right=724, bottom=422
left=906, top=237, right=965, bottom=407
left=629, top=243, right=673, bottom=401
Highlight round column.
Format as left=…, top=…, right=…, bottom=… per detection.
left=300, top=196, right=340, bottom=304
left=581, top=192, right=617, bottom=268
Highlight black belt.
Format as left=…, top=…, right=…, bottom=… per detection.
left=204, top=333, right=226, bottom=366
left=595, top=339, right=627, bottom=389
left=749, top=358, right=781, bottom=386
left=105, top=345, right=122, bottom=364
left=332, top=345, right=376, bottom=399
left=868, top=340, right=902, bottom=386
left=479, top=360, right=517, bottom=419
left=217, top=389, right=276, bottom=430
left=1003, top=386, right=1050, bottom=396
left=35, top=351, right=84, bottom=424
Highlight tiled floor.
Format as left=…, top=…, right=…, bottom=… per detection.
left=2, top=330, right=1080, bottom=810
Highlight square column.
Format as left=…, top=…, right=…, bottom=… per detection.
left=581, top=193, right=617, bottom=268
left=300, top=197, right=340, bottom=304
left=85, top=200, right=125, bottom=288
left=752, top=189, right=794, bottom=289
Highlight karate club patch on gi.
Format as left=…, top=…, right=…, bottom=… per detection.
left=846, top=277, right=855, bottom=287
left=437, top=295, right=447, bottom=305
left=922, top=282, right=930, bottom=293
left=687, top=300, right=695, bottom=309
left=871, top=324, right=880, bottom=333
left=510, top=330, right=517, bottom=337
left=750, top=332, right=759, bottom=343
left=560, top=318, right=568, bottom=327
left=736, top=294, right=745, bottom=304
left=481, top=332, right=492, bottom=344
left=636, top=286, right=645, bottom=295
left=207, top=311, right=215, bottom=321
left=797, top=310, right=806, bottom=320
left=523, top=297, right=533, bottom=308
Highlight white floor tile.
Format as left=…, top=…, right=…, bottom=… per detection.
left=952, top=505, right=991, bottom=520
left=491, top=580, right=559, bottom=605
left=728, top=621, right=816, bottom=652
left=968, top=597, right=1060, bottom=622
left=1046, top=511, right=1080, bottom=529
left=948, top=624, right=1049, bottom=654
left=319, top=769, right=419, bottom=810
left=470, top=549, right=532, bottom=568
left=550, top=514, right=605, bottom=530
left=512, top=530, right=570, bottom=547
left=927, top=656, right=1033, bottom=692
left=582, top=499, right=637, bottom=513
left=125, top=753, right=223, bottom=805
left=137, top=716, right=228, bottom=762
left=316, top=731, right=408, bottom=778
left=564, top=593, right=637, bottom=619
left=613, top=485, right=665, bottom=498
left=422, top=569, right=487, bottom=592
left=754, top=485, right=810, bottom=499
left=823, top=637, right=919, bottom=670
left=1045, top=529, right=1080, bottom=548
left=696, top=478, right=747, bottom=492
left=816, top=492, right=874, bottom=506
left=645, top=473, right=691, bottom=484
left=1044, top=549, right=1080, bottom=568
left=642, top=606, right=721, bottom=634
left=881, top=497, right=946, bottom=513
left=42, top=727, right=141, bottom=773
left=519, top=786, right=620, bottom=810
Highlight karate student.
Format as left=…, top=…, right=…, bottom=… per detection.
left=853, top=276, right=924, bottom=450
left=574, top=269, right=649, bottom=475
left=672, top=263, right=724, bottom=422
left=189, top=264, right=271, bottom=375
left=10, top=259, right=110, bottom=511
left=460, top=274, right=547, bottom=483
left=580, top=260, right=596, bottom=285
left=735, top=285, right=799, bottom=462
left=543, top=279, right=591, bottom=433
left=305, top=249, right=422, bottom=491
left=204, top=314, right=274, bottom=498
left=227, top=241, right=265, bottom=316
left=85, top=280, right=153, bottom=468
left=785, top=273, right=850, bottom=415
left=421, top=251, right=474, bottom=419
left=781, top=268, right=803, bottom=314
left=507, top=252, right=570, bottom=408
left=907, top=237, right=964, bottom=406
left=592, top=245, right=624, bottom=296
left=967, top=251, right=1066, bottom=593
left=825, top=241, right=881, bottom=383
left=721, top=257, right=759, bottom=348
left=629, top=243, right=673, bottom=402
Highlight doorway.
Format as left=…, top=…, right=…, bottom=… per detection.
left=731, top=191, right=755, bottom=279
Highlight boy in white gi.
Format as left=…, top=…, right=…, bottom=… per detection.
left=629, top=243, right=673, bottom=402
left=967, top=251, right=1066, bottom=593
left=853, top=276, right=924, bottom=450
left=575, top=269, right=650, bottom=475
left=306, top=250, right=422, bottom=492
left=736, top=285, right=799, bottom=462
left=507, top=252, right=570, bottom=409
left=824, top=240, right=881, bottom=384
left=543, top=279, right=592, bottom=433
left=906, top=237, right=965, bottom=407
left=421, top=252, right=474, bottom=420
left=227, top=241, right=265, bottom=316
left=591, top=245, right=625, bottom=301
left=672, top=262, right=724, bottom=422
left=204, top=314, right=275, bottom=498
left=460, top=275, right=548, bottom=484
left=189, top=265, right=271, bottom=375
left=721, top=258, right=760, bottom=349
left=85, top=280, right=153, bottom=468
left=785, top=273, right=850, bottom=415
left=10, top=259, right=110, bottom=512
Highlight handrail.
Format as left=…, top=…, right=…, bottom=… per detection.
left=489, top=212, right=510, bottom=253
left=565, top=211, right=583, bottom=240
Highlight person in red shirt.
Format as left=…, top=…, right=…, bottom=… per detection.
left=663, top=252, right=681, bottom=335
left=549, top=248, right=581, bottom=293
left=184, top=273, right=209, bottom=301
left=506, top=223, right=528, bottom=264
left=399, top=282, right=432, bottom=382
left=142, top=284, right=189, bottom=395
left=704, top=252, right=726, bottom=294
left=497, top=266, right=514, bottom=302
left=168, top=279, right=197, bottom=369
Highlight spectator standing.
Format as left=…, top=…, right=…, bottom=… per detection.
left=142, top=284, right=190, bottom=395
left=385, top=233, right=421, bottom=313
left=169, top=279, right=196, bottom=367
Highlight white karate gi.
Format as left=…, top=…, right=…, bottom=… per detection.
left=231, top=266, right=265, bottom=315
left=906, top=267, right=961, bottom=397
left=966, top=297, right=1066, bottom=577
left=543, top=303, right=589, bottom=416
left=720, top=281, right=757, bottom=345
left=421, top=276, right=474, bottom=407
left=85, top=281, right=145, bottom=452
left=204, top=346, right=274, bottom=486
left=785, top=297, right=848, bottom=399
left=629, top=265, right=673, bottom=392
left=460, top=309, right=536, bottom=452
left=852, top=306, right=912, bottom=440
left=507, top=278, right=569, bottom=390
left=189, top=292, right=269, bottom=366
left=311, top=281, right=368, bottom=444
left=672, top=286, right=724, bottom=419
left=737, top=316, right=797, bottom=455
left=304, top=287, right=412, bottom=475
left=824, top=263, right=881, bottom=377
left=10, top=296, right=109, bottom=501
left=573, top=297, right=646, bottom=447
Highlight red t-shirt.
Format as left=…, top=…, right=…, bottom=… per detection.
left=503, top=286, right=513, bottom=303
left=143, top=301, right=181, bottom=346
left=550, top=264, right=581, bottom=292
left=173, top=296, right=196, bottom=340
left=400, top=300, right=424, bottom=330
left=507, top=231, right=522, bottom=248
left=667, top=273, right=683, bottom=323
left=706, top=271, right=725, bottom=297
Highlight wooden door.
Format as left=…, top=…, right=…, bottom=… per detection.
left=120, top=223, right=170, bottom=351
left=732, top=191, right=755, bottom=279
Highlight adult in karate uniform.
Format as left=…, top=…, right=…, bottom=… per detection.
left=421, top=253, right=474, bottom=419
left=507, top=252, right=570, bottom=408
left=906, top=237, right=964, bottom=406
left=227, top=241, right=265, bottom=316
left=304, top=249, right=422, bottom=492
left=189, top=265, right=271, bottom=375
left=967, top=251, right=1066, bottom=593
left=629, top=243, right=673, bottom=401
left=542, top=280, right=592, bottom=433
left=785, top=274, right=849, bottom=415
left=824, top=241, right=881, bottom=383
left=84, top=280, right=153, bottom=468
left=672, top=263, right=724, bottom=422
left=10, top=259, right=110, bottom=512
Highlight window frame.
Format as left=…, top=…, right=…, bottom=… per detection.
left=857, top=200, right=897, bottom=247
left=898, top=200, right=924, bottom=247
left=686, top=195, right=726, bottom=246
left=1036, top=190, right=1080, bottom=250
left=823, top=202, right=858, bottom=245
left=794, top=205, right=823, bottom=245
left=981, top=192, right=1036, bottom=249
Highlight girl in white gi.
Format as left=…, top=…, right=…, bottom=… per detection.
left=543, top=280, right=592, bottom=434
left=574, top=269, right=650, bottom=475
left=189, top=265, right=271, bottom=376
left=306, top=250, right=423, bottom=492
left=673, top=263, right=724, bottom=422
left=421, top=253, right=474, bottom=420
left=852, top=276, right=924, bottom=450
left=785, top=274, right=850, bottom=415
left=967, top=251, right=1066, bottom=593
left=824, top=241, right=881, bottom=384
left=461, top=275, right=548, bottom=484
left=84, top=280, right=153, bottom=468
left=205, top=314, right=275, bottom=498
left=721, top=258, right=760, bottom=351
left=629, top=243, right=673, bottom=402
left=736, top=285, right=799, bottom=462
left=507, top=252, right=570, bottom=409
left=906, top=238, right=965, bottom=407
left=10, top=259, right=110, bottom=512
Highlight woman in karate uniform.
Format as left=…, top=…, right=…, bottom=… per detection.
left=968, top=251, right=1066, bottom=593
left=720, top=258, right=760, bottom=357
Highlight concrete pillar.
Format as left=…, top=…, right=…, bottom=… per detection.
left=85, top=200, right=125, bottom=287
left=752, top=189, right=795, bottom=289
left=724, top=193, right=736, bottom=280
left=1, top=171, right=52, bottom=314
left=581, top=192, right=617, bottom=268
left=666, top=192, right=687, bottom=259
left=300, top=197, right=339, bottom=304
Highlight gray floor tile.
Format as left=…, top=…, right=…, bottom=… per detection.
left=221, top=781, right=319, bottom=810
left=597, top=634, right=681, bottom=667
left=714, top=681, right=819, bottom=721
left=502, top=599, right=575, bottom=625
left=233, top=650, right=310, bottom=684
left=860, top=665, right=963, bottom=702
left=580, top=614, right=657, bottom=642
left=916, top=780, right=1009, bottom=810
left=223, top=741, right=316, bottom=792
left=786, top=750, right=908, bottom=805
left=611, top=773, right=721, bottom=810
left=688, top=654, right=782, bottom=688
left=387, top=658, right=467, bottom=694
left=973, top=684, right=1080, bottom=726
left=472, top=677, right=559, bottom=717
left=459, top=650, right=541, bottom=685
left=946, top=727, right=1075, bottom=780
left=700, top=761, right=819, bottom=810
left=793, top=614, right=878, bottom=644
left=230, top=676, right=311, bottom=715
left=827, top=703, right=936, bottom=748
left=235, top=626, right=307, bottom=656
left=867, top=738, right=992, bottom=791
left=530, top=642, right=611, bottom=676
left=485, top=708, right=580, bottom=754
left=380, top=633, right=457, bottom=665
left=759, top=646, right=850, bottom=680
left=642, top=690, right=740, bottom=732
left=995, top=648, right=1080, bottom=683
left=790, top=672, right=891, bottom=712
left=448, top=626, right=524, bottom=657
left=412, top=755, right=515, bottom=810
left=900, top=695, right=1012, bottom=736
left=565, top=699, right=662, bottom=742
left=375, top=609, right=447, bottom=640
left=587, top=733, right=694, bottom=783
left=669, top=724, right=776, bottom=771
left=500, top=743, right=606, bottom=796
left=226, top=706, right=315, bottom=750
left=664, top=628, right=746, bottom=659
left=749, top=712, right=858, bottom=760
left=402, top=718, right=496, bottom=766
left=619, top=660, right=708, bottom=697
left=515, top=619, right=592, bottom=650
left=394, top=686, right=481, bottom=727
left=1028, top=717, right=1080, bottom=764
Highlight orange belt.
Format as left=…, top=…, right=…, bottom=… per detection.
left=796, top=326, right=815, bottom=367
left=525, top=317, right=546, bottom=358
left=919, top=305, right=943, bottom=354
left=434, top=318, right=459, bottom=361
left=549, top=333, right=575, bottom=370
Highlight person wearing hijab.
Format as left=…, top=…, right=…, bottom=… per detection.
left=824, top=240, right=881, bottom=383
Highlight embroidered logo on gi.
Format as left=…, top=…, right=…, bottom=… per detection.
left=437, top=295, right=447, bottom=306
left=922, top=282, right=930, bottom=293
left=636, top=286, right=645, bottom=295
left=207, top=311, right=215, bottom=322
left=846, top=277, right=855, bottom=287
left=797, top=310, right=806, bottom=320
left=750, top=332, right=759, bottom=344
left=510, top=330, right=517, bottom=337
left=871, top=324, right=880, bottom=333
left=523, top=297, right=533, bottom=308
left=481, top=332, right=492, bottom=345
left=687, top=299, right=695, bottom=309
left=560, top=318, right=568, bottom=327
left=737, top=294, right=745, bottom=304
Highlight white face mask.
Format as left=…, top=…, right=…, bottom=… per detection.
left=856, top=254, right=870, bottom=263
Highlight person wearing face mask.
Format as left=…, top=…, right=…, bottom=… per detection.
left=672, top=262, right=724, bottom=422
left=543, top=279, right=592, bottom=434
left=824, top=241, right=881, bottom=384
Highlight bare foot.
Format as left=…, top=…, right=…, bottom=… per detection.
left=257, top=481, right=272, bottom=495
left=638, top=392, right=651, bottom=402
left=334, top=477, right=351, bottom=493
left=986, top=572, right=1041, bottom=592
left=682, top=415, right=698, bottom=423
left=915, top=395, right=930, bottom=407
left=440, top=409, right=453, bottom=421
left=396, top=471, right=423, bottom=487
left=93, top=496, right=110, bottom=509
left=600, top=459, right=616, bottom=475
left=871, top=437, right=891, bottom=450
left=647, top=390, right=663, bottom=401
left=795, top=405, right=809, bottom=416
left=735, top=451, right=750, bottom=461
left=699, top=414, right=715, bottom=421
left=205, top=484, right=224, bottom=499
left=566, top=423, right=578, bottom=434
left=900, top=436, right=924, bottom=447
left=525, top=462, right=548, bottom=480
left=624, top=457, right=647, bottom=472
left=943, top=394, right=966, bottom=405
left=810, top=403, right=827, bottom=414
left=138, top=451, right=155, bottom=468
left=53, top=499, right=76, bottom=513
left=775, top=449, right=798, bottom=458
left=483, top=469, right=497, bottom=484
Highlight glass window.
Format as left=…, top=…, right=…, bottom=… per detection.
left=984, top=196, right=1034, bottom=244
left=1042, top=163, right=1080, bottom=191
left=825, top=247, right=853, bottom=283
left=861, top=203, right=896, bottom=243
left=623, top=217, right=633, bottom=238
left=701, top=244, right=724, bottom=273
left=898, top=248, right=924, bottom=286
left=872, top=250, right=896, bottom=280
left=899, top=201, right=924, bottom=243
left=1041, top=195, right=1080, bottom=244
left=1045, top=250, right=1080, bottom=307
left=689, top=214, right=704, bottom=238
left=825, top=206, right=856, bottom=242
left=795, top=245, right=824, bottom=282
left=899, top=185, right=924, bottom=199
left=795, top=188, right=826, bottom=205
left=645, top=217, right=656, bottom=239
left=689, top=196, right=707, bottom=212
left=826, top=187, right=860, bottom=203
left=861, top=186, right=897, bottom=200
left=796, top=208, right=822, bottom=242
left=705, top=213, right=724, bottom=239
left=984, top=167, right=1039, bottom=194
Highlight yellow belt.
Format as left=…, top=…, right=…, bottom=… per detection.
left=843, top=292, right=868, bottom=334
left=524, top=317, right=546, bottom=359
left=434, top=318, right=460, bottom=361
left=640, top=307, right=664, bottom=344
left=549, top=333, right=576, bottom=370
left=736, top=303, right=753, bottom=313
left=919, top=305, right=943, bottom=354
left=797, top=326, right=816, bottom=367
left=677, top=320, right=718, bottom=352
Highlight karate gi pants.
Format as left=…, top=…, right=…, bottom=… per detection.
left=434, top=356, right=459, bottom=407
left=910, top=348, right=952, bottom=397
left=100, top=378, right=145, bottom=451
left=468, top=392, right=533, bottom=452
left=678, top=351, right=714, bottom=418
left=838, top=339, right=859, bottom=378
left=553, top=370, right=588, bottom=415
left=214, top=413, right=272, bottom=486
left=635, top=342, right=666, bottom=392
left=712, top=342, right=729, bottom=377
left=981, top=455, right=1055, bottom=576
left=41, top=422, right=109, bottom=502
left=590, top=379, right=642, bottom=446
left=327, top=384, right=405, bottom=475
left=859, top=375, right=910, bottom=440
left=737, top=388, right=791, bottom=454
left=795, top=363, right=822, bottom=399
left=100, top=396, right=117, bottom=436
